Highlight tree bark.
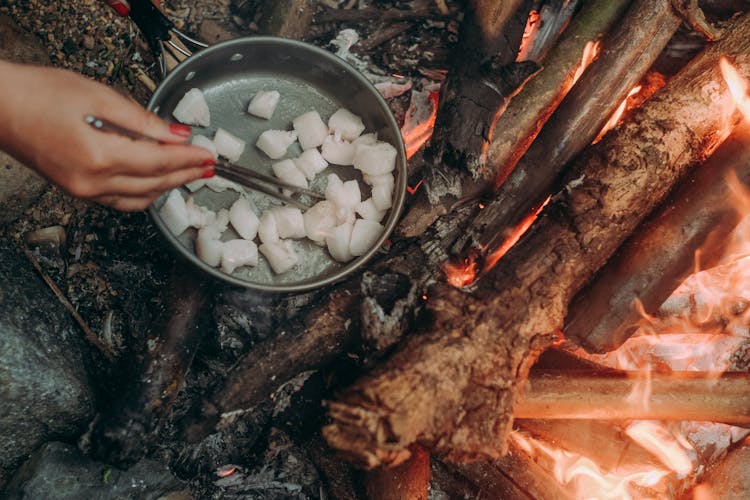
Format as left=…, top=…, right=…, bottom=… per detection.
left=322, top=11, right=750, bottom=468
left=565, top=122, right=750, bottom=352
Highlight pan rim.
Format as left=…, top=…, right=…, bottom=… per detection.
left=147, top=36, right=407, bottom=293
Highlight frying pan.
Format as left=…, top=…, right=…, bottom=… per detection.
left=135, top=4, right=407, bottom=293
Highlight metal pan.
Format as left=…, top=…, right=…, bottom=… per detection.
left=146, top=37, right=407, bottom=292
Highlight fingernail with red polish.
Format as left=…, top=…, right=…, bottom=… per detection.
left=202, top=168, right=215, bottom=179
left=202, top=158, right=216, bottom=167
left=112, top=2, right=130, bottom=17
left=169, top=123, right=192, bottom=138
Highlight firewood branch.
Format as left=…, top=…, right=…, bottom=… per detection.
left=322, top=10, right=750, bottom=469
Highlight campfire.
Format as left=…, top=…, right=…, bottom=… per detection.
left=5, top=0, right=750, bottom=498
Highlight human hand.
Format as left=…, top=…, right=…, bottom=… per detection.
left=0, top=60, right=215, bottom=211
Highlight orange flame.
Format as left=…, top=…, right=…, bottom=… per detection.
left=517, top=10, right=541, bottom=62
left=444, top=256, right=479, bottom=288
left=593, top=85, right=643, bottom=144
left=510, top=431, right=671, bottom=499
left=625, top=421, right=695, bottom=475
left=720, top=57, right=750, bottom=122
left=401, top=89, right=440, bottom=159
left=572, top=40, right=601, bottom=87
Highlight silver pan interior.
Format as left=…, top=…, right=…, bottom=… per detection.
left=147, top=37, right=407, bottom=292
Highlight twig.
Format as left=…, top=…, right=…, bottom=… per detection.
left=23, top=247, right=115, bottom=361
left=358, top=22, right=413, bottom=51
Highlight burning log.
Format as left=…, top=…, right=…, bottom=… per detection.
left=565, top=122, right=750, bottom=353
left=87, top=264, right=212, bottom=466
left=323, top=12, right=750, bottom=468
left=486, top=0, right=630, bottom=186
left=453, top=0, right=683, bottom=258
left=451, top=439, right=576, bottom=500
left=516, top=419, right=666, bottom=472
left=695, top=438, right=750, bottom=497
left=515, top=370, right=750, bottom=425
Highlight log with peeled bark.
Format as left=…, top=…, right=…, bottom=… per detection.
left=565, top=122, right=750, bottom=353
left=322, top=11, right=750, bottom=468
left=485, top=0, right=630, bottom=186
left=515, top=370, right=750, bottom=424
left=453, top=0, right=683, bottom=257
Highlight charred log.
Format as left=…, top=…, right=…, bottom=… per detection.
left=363, top=446, right=431, bottom=500
left=566, top=123, right=750, bottom=353
left=454, top=0, right=683, bottom=258
left=323, top=11, right=750, bottom=468
left=487, top=0, right=630, bottom=186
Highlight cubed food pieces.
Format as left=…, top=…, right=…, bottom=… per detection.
left=272, top=159, right=308, bottom=189
left=229, top=197, right=260, bottom=240
left=256, top=130, right=298, bottom=159
left=214, top=128, right=246, bottom=162
left=221, top=239, right=259, bottom=274
left=294, top=149, right=328, bottom=180
left=172, top=88, right=210, bottom=127
left=372, top=183, right=393, bottom=211
left=350, top=219, right=384, bottom=256
left=328, top=108, right=365, bottom=141
left=185, top=197, right=217, bottom=228
left=159, top=189, right=190, bottom=236
left=353, top=141, right=397, bottom=176
left=260, top=240, right=298, bottom=274
left=355, top=198, right=386, bottom=222
left=321, top=134, right=355, bottom=165
left=304, top=201, right=338, bottom=244
left=268, top=206, right=306, bottom=239
left=196, top=235, right=223, bottom=267
left=191, top=134, right=218, bottom=158
left=325, top=174, right=360, bottom=209
left=247, top=90, right=280, bottom=119
left=293, top=111, right=328, bottom=150
left=326, top=221, right=354, bottom=263
left=258, top=210, right=279, bottom=244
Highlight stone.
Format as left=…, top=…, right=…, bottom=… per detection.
left=4, top=442, right=188, bottom=500
left=0, top=15, right=50, bottom=223
left=0, top=242, right=95, bottom=488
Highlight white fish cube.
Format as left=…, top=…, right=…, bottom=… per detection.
left=159, top=189, right=189, bottom=236
left=372, top=183, right=394, bottom=211
left=185, top=197, right=216, bottom=228
left=221, top=239, right=259, bottom=274
left=350, top=219, right=384, bottom=256
left=196, top=236, right=223, bottom=267
left=326, top=176, right=361, bottom=209
left=355, top=198, right=386, bottom=222
left=229, top=197, right=260, bottom=240
left=270, top=206, right=306, bottom=239
left=172, top=88, right=210, bottom=127
left=336, top=206, right=356, bottom=225
left=303, top=201, right=338, bottom=244
left=326, top=222, right=354, bottom=263
left=293, top=111, right=328, bottom=150
left=191, top=134, right=218, bottom=158
left=260, top=240, right=298, bottom=274
left=328, top=108, right=365, bottom=141
left=294, top=149, right=328, bottom=180
left=321, top=134, right=355, bottom=165
left=352, top=133, right=378, bottom=148
left=363, top=172, right=395, bottom=190
left=214, top=128, right=246, bottom=162
left=272, top=159, right=308, bottom=189
left=247, top=90, right=280, bottom=119
left=353, top=141, right=397, bottom=176
left=258, top=210, right=279, bottom=244
left=256, top=130, right=298, bottom=159
left=205, top=176, right=244, bottom=193
left=213, top=209, right=230, bottom=233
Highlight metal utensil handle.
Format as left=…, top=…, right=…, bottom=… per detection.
left=85, top=115, right=156, bottom=142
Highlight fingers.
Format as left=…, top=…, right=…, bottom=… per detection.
left=103, top=138, right=215, bottom=177
left=98, top=97, right=195, bottom=145
left=94, top=164, right=213, bottom=197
